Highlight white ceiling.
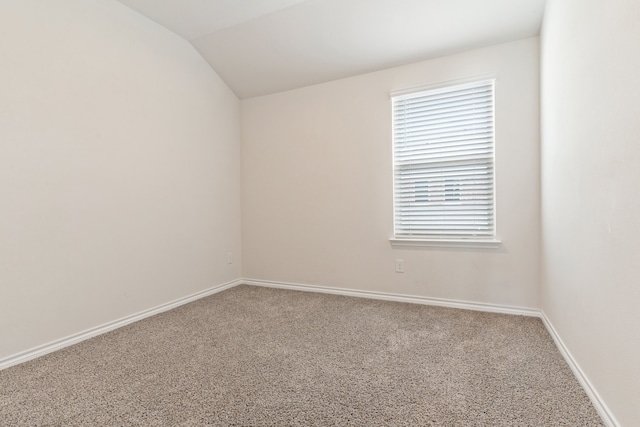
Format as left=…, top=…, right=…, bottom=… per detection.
left=117, top=0, right=546, bottom=98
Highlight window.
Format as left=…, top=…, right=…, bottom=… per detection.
left=390, top=78, right=499, bottom=248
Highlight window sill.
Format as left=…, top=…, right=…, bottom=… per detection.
left=389, top=237, right=502, bottom=249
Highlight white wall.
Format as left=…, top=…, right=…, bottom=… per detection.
left=242, top=38, right=540, bottom=309
left=0, top=0, right=242, bottom=360
left=541, top=1, right=640, bottom=425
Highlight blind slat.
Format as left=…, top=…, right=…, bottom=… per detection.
left=394, top=100, right=492, bottom=120
left=396, top=86, right=492, bottom=105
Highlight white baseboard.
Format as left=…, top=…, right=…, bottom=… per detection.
left=0, top=279, right=242, bottom=372
left=0, top=276, right=618, bottom=426
left=539, top=312, right=619, bottom=427
left=242, top=278, right=540, bottom=317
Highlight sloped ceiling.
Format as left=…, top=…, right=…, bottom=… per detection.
left=117, top=0, right=545, bottom=98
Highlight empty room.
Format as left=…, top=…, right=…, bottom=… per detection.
left=1, top=0, right=638, bottom=425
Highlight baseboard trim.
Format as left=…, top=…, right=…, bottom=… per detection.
left=0, top=279, right=242, bottom=372
left=242, top=278, right=539, bottom=317
left=0, top=277, right=618, bottom=426
left=539, top=312, right=619, bottom=427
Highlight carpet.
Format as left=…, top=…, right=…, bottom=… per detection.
left=0, top=285, right=604, bottom=426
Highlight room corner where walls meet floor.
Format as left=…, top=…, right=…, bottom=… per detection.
left=0, top=278, right=618, bottom=426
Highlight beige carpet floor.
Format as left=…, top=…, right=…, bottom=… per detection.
left=0, top=285, right=603, bottom=426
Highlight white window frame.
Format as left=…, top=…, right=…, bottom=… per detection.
left=389, top=77, right=501, bottom=249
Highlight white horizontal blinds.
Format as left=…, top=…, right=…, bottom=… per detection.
left=393, top=79, right=495, bottom=238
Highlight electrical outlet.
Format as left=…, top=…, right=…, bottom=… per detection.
left=227, top=252, right=233, bottom=264
left=395, top=259, right=404, bottom=273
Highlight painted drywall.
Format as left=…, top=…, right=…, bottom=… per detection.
left=242, top=38, right=540, bottom=309
left=0, top=0, right=241, bottom=360
left=540, top=0, right=640, bottom=425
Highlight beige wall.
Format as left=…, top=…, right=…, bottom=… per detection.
left=541, top=1, right=640, bottom=425
left=0, top=0, right=242, bottom=360
left=242, top=38, right=540, bottom=309
left=3, top=1, right=636, bottom=422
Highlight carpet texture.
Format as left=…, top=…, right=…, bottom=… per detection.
left=0, top=285, right=603, bottom=426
